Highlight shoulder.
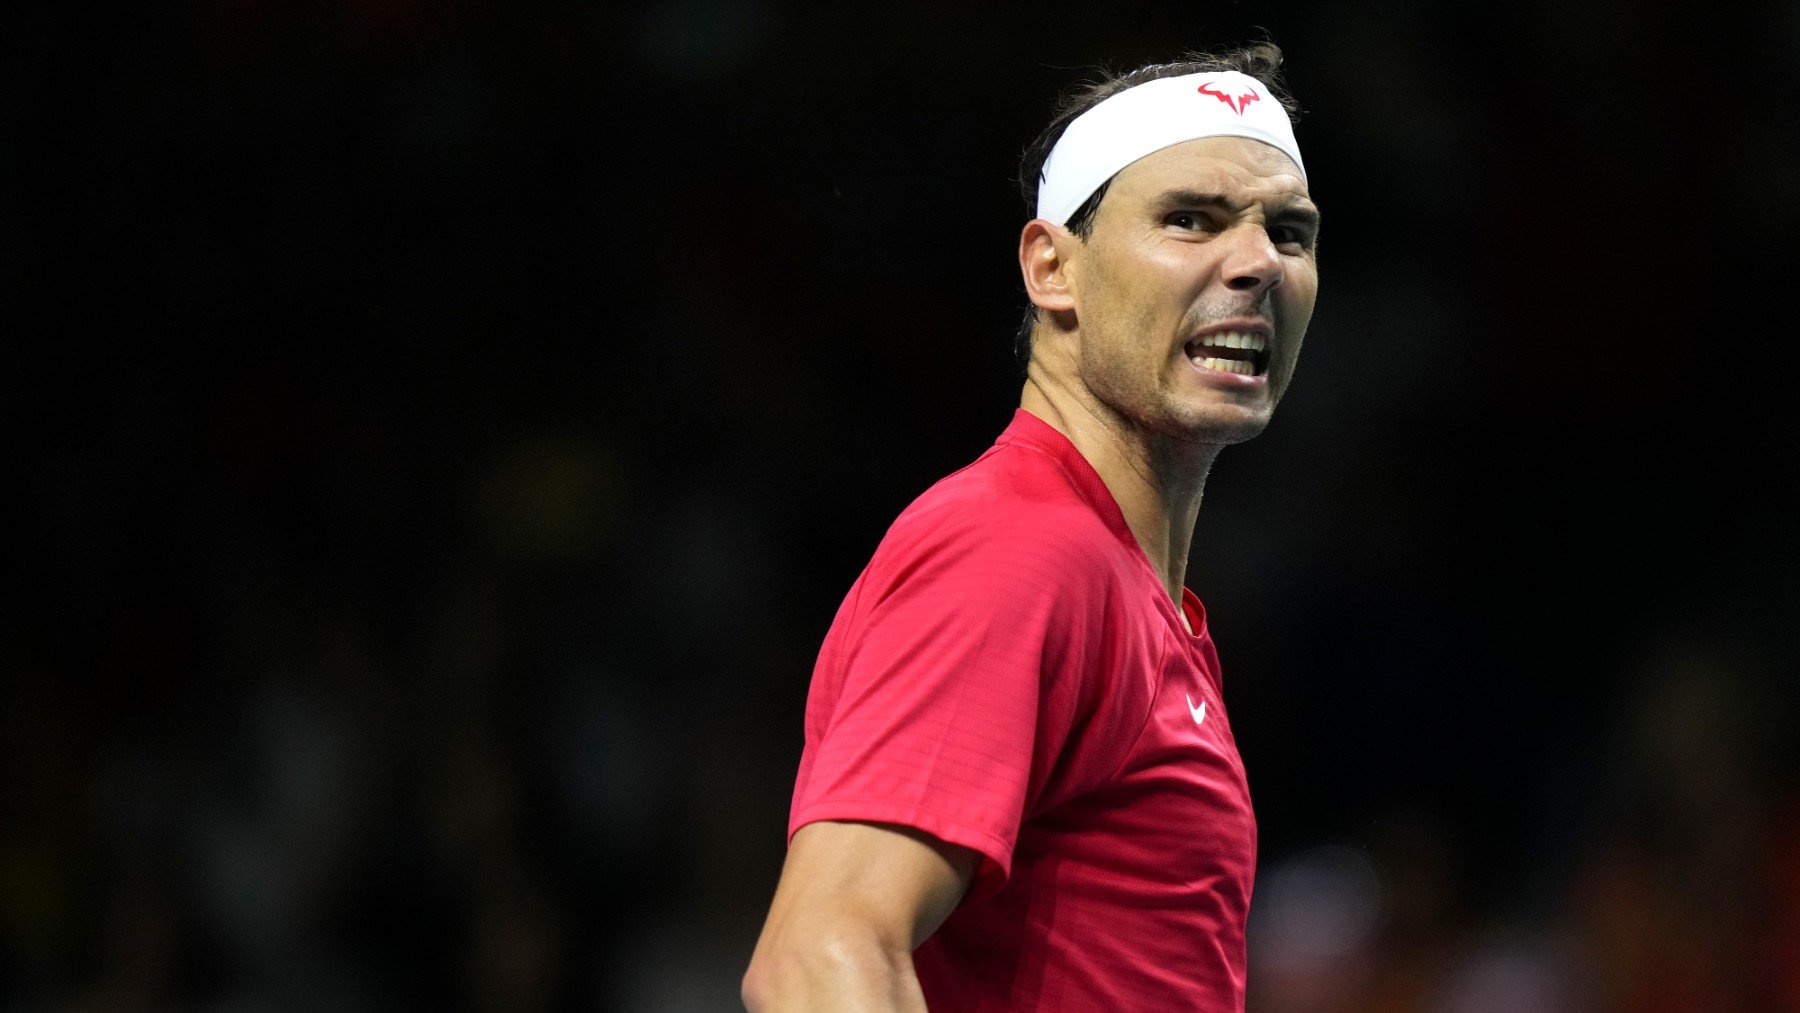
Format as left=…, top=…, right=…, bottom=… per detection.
left=870, top=440, right=1122, bottom=592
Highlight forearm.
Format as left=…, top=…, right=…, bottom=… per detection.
left=742, top=924, right=930, bottom=1012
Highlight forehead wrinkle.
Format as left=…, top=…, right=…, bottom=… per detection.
left=1114, top=141, right=1308, bottom=209
left=1151, top=189, right=1248, bottom=214
left=1138, top=184, right=1319, bottom=230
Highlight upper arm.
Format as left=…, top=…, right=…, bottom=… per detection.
left=773, top=820, right=977, bottom=947
left=790, top=505, right=1105, bottom=900
left=744, top=820, right=977, bottom=1009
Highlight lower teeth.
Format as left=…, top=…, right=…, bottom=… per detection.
left=1194, top=356, right=1255, bottom=376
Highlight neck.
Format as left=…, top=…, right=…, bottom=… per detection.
left=1020, top=370, right=1219, bottom=608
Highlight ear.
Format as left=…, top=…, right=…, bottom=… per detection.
left=1019, top=219, right=1077, bottom=314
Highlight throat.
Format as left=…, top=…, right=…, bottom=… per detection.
left=1016, top=382, right=1214, bottom=602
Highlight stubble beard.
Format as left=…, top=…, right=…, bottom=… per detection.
left=1078, top=310, right=1281, bottom=450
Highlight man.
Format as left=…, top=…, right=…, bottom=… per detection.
left=745, top=44, right=1319, bottom=1011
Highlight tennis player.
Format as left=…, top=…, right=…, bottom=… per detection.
left=745, top=44, right=1320, bottom=1011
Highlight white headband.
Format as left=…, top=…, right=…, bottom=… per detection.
left=1036, top=70, right=1306, bottom=226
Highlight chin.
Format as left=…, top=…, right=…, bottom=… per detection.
left=1198, top=421, right=1271, bottom=446
left=1170, top=405, right=1273, bottom=445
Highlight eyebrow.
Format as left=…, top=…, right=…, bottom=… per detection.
left=1152, top=188, right=1322, bottom=230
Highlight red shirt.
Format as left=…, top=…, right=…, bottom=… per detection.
left=790, top=409, right=1257, bottom=1011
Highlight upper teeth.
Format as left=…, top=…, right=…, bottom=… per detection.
left=1199, top=331, right=1266, bottom=352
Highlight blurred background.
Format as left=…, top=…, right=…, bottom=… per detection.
left=8, top=0, right=1800, bottom=1009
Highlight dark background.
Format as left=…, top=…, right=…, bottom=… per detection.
left=9, top=1, right=1800, bottom=1009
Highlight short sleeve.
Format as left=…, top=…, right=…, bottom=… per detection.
left=790, top=498, right=1105, bottom=901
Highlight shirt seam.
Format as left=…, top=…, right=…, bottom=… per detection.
left=1099, top=636, right=1183, bottom=788
left=790, top=797, right=1015, bottom=855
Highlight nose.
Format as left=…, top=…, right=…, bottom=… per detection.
left=1222, top=226, right=1284, bottom=296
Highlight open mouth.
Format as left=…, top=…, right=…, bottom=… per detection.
left=1185, top=330, right=1269, bottom=377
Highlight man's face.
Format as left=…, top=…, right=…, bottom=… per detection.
left=1059, top=135, right=1319, bottom=445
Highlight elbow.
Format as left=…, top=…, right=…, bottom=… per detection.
left=741, top=940, right=818, bottom=1011
left=740, top=959, right=771, bottom=1011
left=741, top=924, right=907, bottom=1010
left=739, top=942, right=839, bottom=1011
left=741, top=947, right=802, bottom=1012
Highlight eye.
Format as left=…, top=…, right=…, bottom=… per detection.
left=1165, top=211, right=1215, bottom=233
left=1269, top=224, right=1316, bottom=252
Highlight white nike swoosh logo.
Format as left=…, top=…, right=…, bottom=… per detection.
left=1186, top=693, right=1207, bottom=726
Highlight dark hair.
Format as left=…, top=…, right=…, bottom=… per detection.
left=1012, top=42, right=1302, bottom=366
